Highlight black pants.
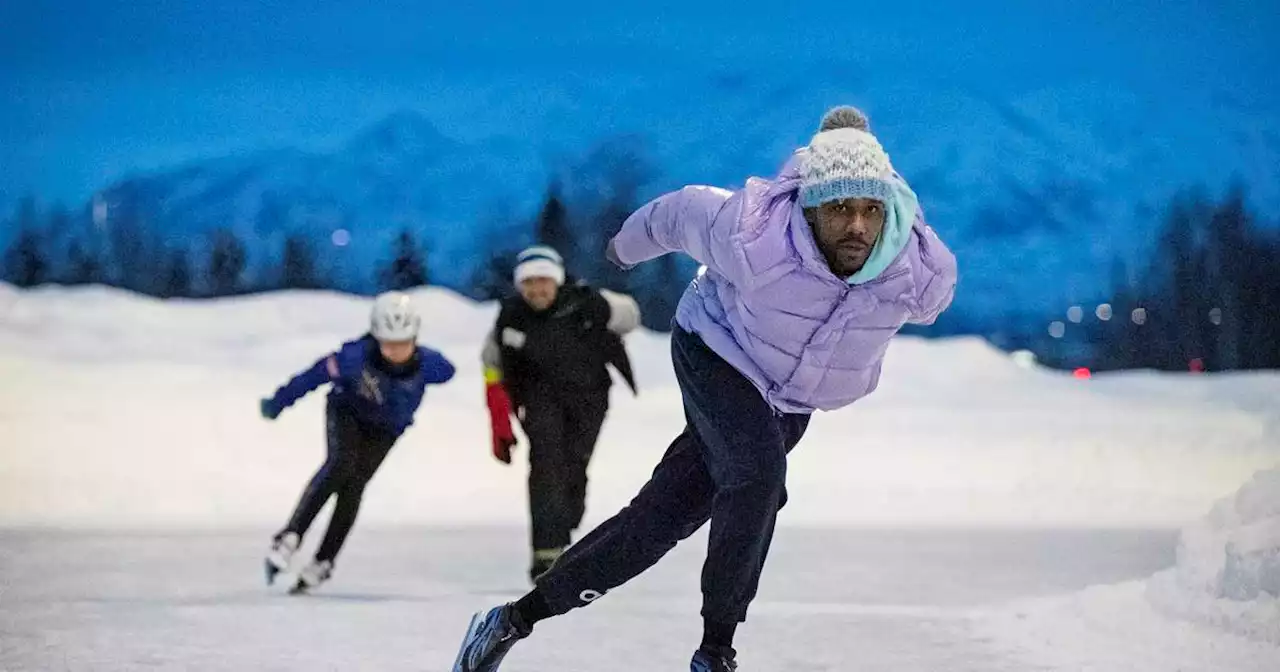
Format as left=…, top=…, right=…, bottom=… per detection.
left=521, top=391, right=609, bottom=552
left=537, top=326, right=809, bottom=624
left=278, top=406, right=395, bottom=563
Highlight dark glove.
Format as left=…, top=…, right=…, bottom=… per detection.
left=260, top=398, right=281, bottom=420
left=605, top=238, right=634, bottom=271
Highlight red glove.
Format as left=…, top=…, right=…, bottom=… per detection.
left=485, top=380, right=517, bottom=464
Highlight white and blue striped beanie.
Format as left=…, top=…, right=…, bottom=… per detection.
left=799, top=106, right=894, bottom=208
left=513, top=245, right=565, bottom=286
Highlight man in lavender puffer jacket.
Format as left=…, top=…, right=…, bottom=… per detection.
left=451, top=106, right=958, bottom=672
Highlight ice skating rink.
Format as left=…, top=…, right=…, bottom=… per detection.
left=2, top=285, right=1277, bottom=670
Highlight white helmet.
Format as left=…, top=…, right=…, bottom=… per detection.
left=370, top=292, right=421, bottom=341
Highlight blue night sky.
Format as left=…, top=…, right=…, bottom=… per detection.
left=3, top=0, right=1277, bottom=205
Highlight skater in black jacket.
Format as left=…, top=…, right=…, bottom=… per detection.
left=481, top=245, right=640, bottom=582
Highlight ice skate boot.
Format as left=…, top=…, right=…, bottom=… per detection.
left=264, top=532, right=299, bottom=585
left=691, top=645, right=738, bottom=672
left=289, top=558, right=333, bottom=595
left=451, top=603, right=531, bottom=672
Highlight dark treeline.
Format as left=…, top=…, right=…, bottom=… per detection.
left=4, top=161, right=1277, bottom=370
left=993, top=183, right=1279, bottom=372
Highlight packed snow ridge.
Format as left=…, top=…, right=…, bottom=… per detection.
left=1147, top=466, right=1280, bottom=643
left=1, top=283, right=1277, bottom=531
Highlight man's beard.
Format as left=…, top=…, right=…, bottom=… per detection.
left=820, top=241, right=869, bottom=278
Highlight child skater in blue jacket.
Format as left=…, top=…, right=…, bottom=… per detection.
left=259, top=291, right=456, bottom=593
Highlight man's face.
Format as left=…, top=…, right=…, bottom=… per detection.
left=806, top=197, right=886, bottom=278
left=519, top=277, right=559, bottom=311
left=378, top=339, right=416, bottom=365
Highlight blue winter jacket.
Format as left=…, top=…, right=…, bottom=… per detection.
left=264, top=335, right=456, bottom=438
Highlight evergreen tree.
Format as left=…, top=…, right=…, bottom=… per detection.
left=280, top=234, right=320, bottom=289
left=207, top=228, right=247, bottom=296
left=378, top=229, right=429, bottom=291
left=2, top=197, right=48, bottom=287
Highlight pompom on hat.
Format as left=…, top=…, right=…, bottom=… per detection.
left=799, top=106, right=894, bottom=208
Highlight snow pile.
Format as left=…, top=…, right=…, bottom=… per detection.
left=1, top=284, right=1279, bottom=530
left=973, top=581, right=1279, bottom=671
left=972, top=467, right=1280, bottom=669
left=1145, top=466, right=1280, bottom=643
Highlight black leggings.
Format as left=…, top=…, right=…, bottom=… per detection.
left=536, top=326, right=809, bottom=624
left=522, top=393, right=608, bottom=552
left=279, top=407, right=394, bottom=563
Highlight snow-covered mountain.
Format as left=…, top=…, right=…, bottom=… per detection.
left=88, top=78, right=1279, bottom=325
left=89, top=112, right=549, bottom=291
left=13, top=0, right=1275, bottom=327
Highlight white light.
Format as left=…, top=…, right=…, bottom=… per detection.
left=1048, top=321, right=1066, bottom=339
left=1131, top=308, right=1147, bottom=325
left=1067, top=306, right=1084, bottom=323
left=1011, top=349, right=1037, bottom=369
left=1096, top=304, right=1113, bottom=321
left=331, top=229, right=351, bottom=247
left=1209, top=307, right=1222, bottom=325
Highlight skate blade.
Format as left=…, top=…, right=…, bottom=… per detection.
left=451, top=612, right=485, bottom=672
left=264, top=559, right=281, bottom=586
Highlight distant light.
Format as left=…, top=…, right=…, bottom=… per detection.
left=1209, top=307, right=1222, bottom=325
left=1067, top=306, right=1084, bottom=323
left=1011, top=349, right=1037, bottom=369
left=1048, top=321, right=1066, bottom=339
left=1131, top=308, right=1148, bottom=325
left=1189, top=358, right=1205, bottom=374
left=1073, top=367, right=1092, bottom=380
left=331, top=229, right=351, bottom=247
left=1096, top=304, right=1113, bottom=321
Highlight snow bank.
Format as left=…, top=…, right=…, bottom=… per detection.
left=1145, top=466, right=1280, bottom=643
left=973, top=580, right=1279, bottom=671
left=1, top=284, right=1278, bottom=530
left=972, top=466, right=1280, bottom=669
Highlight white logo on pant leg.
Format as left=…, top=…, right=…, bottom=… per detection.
left=579, top=589, right=605, bottom=602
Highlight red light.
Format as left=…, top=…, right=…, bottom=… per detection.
left=1073, top=368, right=1092, bottom=380
left=1189, top=358, right=1205, bottom=374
